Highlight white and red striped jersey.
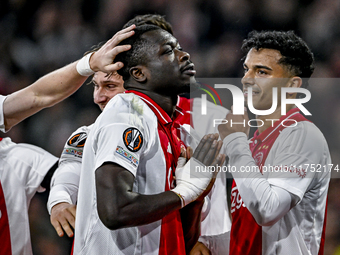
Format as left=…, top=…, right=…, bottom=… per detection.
left=0, top=95, right=7, bottom=132
left=228, top=108, right=330, bottom=255
left=74, top=91, right=187, bottom=255
left=0, top=137, right=58, bottom=255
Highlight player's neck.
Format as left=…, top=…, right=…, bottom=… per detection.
left=131, top=88, right=176, bottom=118
left=146, top=92, right=177, bottom=118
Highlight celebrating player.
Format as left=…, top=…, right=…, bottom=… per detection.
left=218, top=30, right=330, bottom=255
left=73, top=25, right=224, bottom=254
left=48, top=14, right=231, bottom=255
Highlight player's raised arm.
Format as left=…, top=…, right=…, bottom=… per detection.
left=1, top=25, right=135, bottom=131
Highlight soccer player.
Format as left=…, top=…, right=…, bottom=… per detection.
left=218, top=30, right=330, bottom=255
left=0, top=137, right=58, bottom=255
left=48, top=71, right=124, bottom=238
left=73, top=25, right=224, bottom=254
left=49, top=14, right=231, bottom=255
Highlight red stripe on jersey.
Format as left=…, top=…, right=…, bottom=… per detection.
left=176, top=97, right=192, bottom=126
left=318, top=198, right=328, bottom=255
left=0, top=181, right=12, bottom=255
left=230, top=108, right=310, bottom=255
left=125, top=91, right=186, bottom=255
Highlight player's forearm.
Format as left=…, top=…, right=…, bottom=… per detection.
left=180, top=200, right=204, bottom=253
left=98, top=190, right=182, bottom=230
left=3, top=62, right=87, bottom=130
left=47, top=161, right=81, bottom=213
left=223, top=133, right=293, bottom=226
left=96, top=163, right=182, bottom=230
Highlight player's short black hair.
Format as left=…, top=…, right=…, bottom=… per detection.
left=242, top=31, right=315, bottom=87
left=123, top=14, right=173, bottom=35
left=115, top=25, right=162, bottom=81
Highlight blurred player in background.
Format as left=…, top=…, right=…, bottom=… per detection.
left=0, top=137, right=58, bottom=255
left=0, top=25, right=136, bottom=255
left=48, top=71, right=124, bottom=238
left=218, top=30, right=330, bottom=255
left=49, top=14, right=231, bottom=255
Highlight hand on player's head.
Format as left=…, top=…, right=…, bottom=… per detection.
left=89, top=25, right=136, bottom=74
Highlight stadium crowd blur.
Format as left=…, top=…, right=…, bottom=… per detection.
left=1, top=0, right=340, bottom=254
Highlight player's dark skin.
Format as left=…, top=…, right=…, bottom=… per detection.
left=95, top=29, right=225, bottom=253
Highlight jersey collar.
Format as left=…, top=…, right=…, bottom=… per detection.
left=253, top=108, right=301, bottom=143
left=125, top=90, right=184, bottom=125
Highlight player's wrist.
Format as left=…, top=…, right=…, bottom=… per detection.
left=172, top=158, right=213, bottom=207
left=76, top=52, right=95, bottom=76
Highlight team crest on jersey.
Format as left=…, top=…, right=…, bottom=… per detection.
left=67, top=132, right=87, bottom=147
left=254, top=152, right=263, bottom=166
left=123, top=127, right=143, bottom=152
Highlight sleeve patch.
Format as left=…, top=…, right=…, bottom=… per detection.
left=122, top=127, right=143, bottom=152
left=115, top=146, right=139, bottom=167
left=62, top=148, right=83, bottom=158
left=67, top=132, right=87, bottom=147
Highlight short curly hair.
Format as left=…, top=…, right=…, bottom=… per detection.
left=242, top=31, right=315, bottom=87
left=123, top=14, right=173, bottom=35
left=114, top=25, right=162, bottom=81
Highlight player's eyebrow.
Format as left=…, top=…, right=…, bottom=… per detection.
left=243, top=63, right=273, bottom=71
left=255, top=65, right=273, bottom=71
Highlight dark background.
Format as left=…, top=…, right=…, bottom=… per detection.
left=1, top=0, right=340, bottom=254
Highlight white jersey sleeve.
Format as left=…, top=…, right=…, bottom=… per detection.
left=47, top=125, right=91, bottom=214
left=92, top=110, right=146, bottom=176
left=0, top=137, right=58, bottom=255
left=0, top=95, right=7, bottom=133
left=0, top=138, right=58, bottom=198
left=267, top=121, right=331, bottom=199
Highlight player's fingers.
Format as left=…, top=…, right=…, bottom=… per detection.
left=65, top=213, right=76, bottom=229
left=180, top=147, right=186, bottom=159
left=192, top=135, right=208, bottom=158
left=69, top=205, right=77, bottom=217
left=109, top=44, right=132, bottom=58
left=213, top=140, right=223, bottom=160
left=113, top=24, right=136, bottom=37
left=200, top=140, right=218, bottom=166
left=187, top=146, right=193, bottom=160
left=195, top=134, right=218, bottom=163
left=60, top=207, right=76, bottom=230
left=104, top=62, right=125, bottom=73
left=56, top=212, right=75, bottom=237
left=106, top=30, right=135, bottom=50
left=50, top=219, right=64, bottom=237
left=61, top=221, right=74, bottom=238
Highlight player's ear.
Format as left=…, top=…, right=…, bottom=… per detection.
left=286, top=76, right=302, bottom=97
left=130, top=66, right=148, bottom=83
left=289, top=76, right=302, bottom=88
